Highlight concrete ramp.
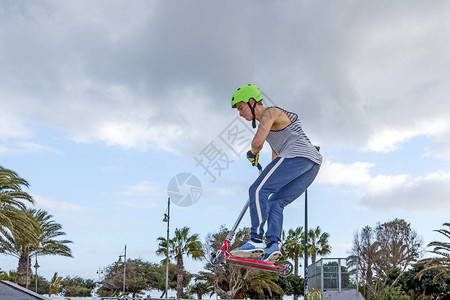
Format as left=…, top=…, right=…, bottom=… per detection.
left=322, top=289, right=365, bottom=300
left=0, top=280, right=50, bottom=299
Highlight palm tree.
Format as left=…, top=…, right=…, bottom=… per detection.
left=187, top=281, right=214, bottom=299
left=48, top=272, right=63, bottom=296
left=0, top=208, right=72, bottom=287
left=0, top=166, right=34, bottom=252
left=283, top=227, right=305, bottom=300
left=283, top=227, right=304, bottom=276
left=157, top=226, right=204, bottom=299
left=239, top=271, right=284, bottom=299
left=307, top=226, right=331, bottom=264
left=417, top=223, right=450, bottom=282
left=0, top=166, right=34, bottom=208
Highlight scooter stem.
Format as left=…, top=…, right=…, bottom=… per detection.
left=225, top=164, right=263, bottom=241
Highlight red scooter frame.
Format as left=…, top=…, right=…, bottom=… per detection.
left=210, top=164, right=293, bottom=277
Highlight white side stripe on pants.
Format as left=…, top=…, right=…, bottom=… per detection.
left=255, top=157, right=285, bottom=235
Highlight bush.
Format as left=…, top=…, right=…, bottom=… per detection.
left=375, top=286, right=409, bottom=300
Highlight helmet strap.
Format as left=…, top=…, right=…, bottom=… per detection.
left=247, top=101, right=257, bottom=128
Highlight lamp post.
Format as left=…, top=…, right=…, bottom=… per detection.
left=34, top=238, right=43, bottom=293
left=162, top=197, right=170, bottom=298
left=118, top=245, right=127, bottom=299
left=26, top=243, right=30, bottom=289
left=96, top=268, right=103, bottom=281
left=304, top=146, right=320, bottom=300
left=34, top=255, right=40, bottom=293
left=304, top=189, right=309, bottom=299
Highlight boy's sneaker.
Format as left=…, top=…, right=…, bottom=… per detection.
left=262, top=242, right=282, bottom=263
left=230, top=240, right=266, bottom=259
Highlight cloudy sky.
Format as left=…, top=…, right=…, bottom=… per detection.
left=1, top=0, right=449, bottom=289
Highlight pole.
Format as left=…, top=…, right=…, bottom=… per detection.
left=305, top=146, right=319, bottom=299
left=165, top=197, right=170, bottom=298
left=123, top=245, right=126, bottom=299
left=304, top=189, right=308, bottom=299
left=26, top=243, right=29, bottom=289
left=35, top=254, right=38, bottom=293
left=97, top=268, right=103, bottom=281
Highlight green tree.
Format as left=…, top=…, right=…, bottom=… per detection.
left=307, top=226, right=331, bottom=264
left=0, top=166, right=34, bottom=209
left=417, top=223, right=450, bottom=283
left=374, top=285, right=409, bottom=300
left=239, top=271, right=284, bottom=299
left=276, top=274, right=304, bottom=299
left=400, top=265, right=450, bottom=299
left=0, top=208, right=72, bottom=287
left=186, top=280, right=214, bottom=299
left=99, top=259, right=146, bottom=298
left=157, top=226, right=204, bottom=299
left=374, top=219, right=422, bottom=288
left=98, top=259, right=186, bottom=298
left=283, top=227, right=305, bottom=300
left=48, top=272, right=63, bottom=296
left=0, top=166, right=34, bottom=263
left=30, top=273, right=50, bottom=295
left=0, top=270, right=18, bottom=282
left=349, top=219, right=422, bottom=299
left=348, top=225, right=379, bottom=300
left=283, top=227, right=304, bottom=275
left=149, top=262, right=189, bottom=297
left=61, top=276, right=95, bottom=297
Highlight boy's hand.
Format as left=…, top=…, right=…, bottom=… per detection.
left=246, top=150, right=260, bottom=167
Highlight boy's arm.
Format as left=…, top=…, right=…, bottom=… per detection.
left=251, top=108, right=277, bottom=153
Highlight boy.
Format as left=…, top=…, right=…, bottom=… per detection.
left=230, top=84, right=322, bottom=262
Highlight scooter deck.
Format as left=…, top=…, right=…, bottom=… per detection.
left=225, top=255, right=285, bottom=274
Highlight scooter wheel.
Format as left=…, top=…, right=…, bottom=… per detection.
left=278, top=261, right=293, bottom=277
left=210, top=250, right=225, bottom=265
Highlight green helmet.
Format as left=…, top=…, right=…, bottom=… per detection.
left=231, top=84, right=263, bottom=108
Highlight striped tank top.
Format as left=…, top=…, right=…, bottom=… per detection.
left=266, top=106, right=322, bottom=165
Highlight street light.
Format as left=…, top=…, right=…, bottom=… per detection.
left=162, top=197, right=170, bottom=298
left=118, top=245, right=127, bottom=299
left=304, top=145, right=320, bottom=300
left=304, top=189, right=309, bottom=299
left=26, top=243, right=30, bottom=289
left=34, top=255, right=40, bottom=293
left=96, top=268, right=103, bottom=281
left=34, top=238, right=43, bottom=293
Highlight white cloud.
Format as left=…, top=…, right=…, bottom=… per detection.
left=0, top=141, right=61, bottom=156
left=0, top=118, right=31, bottom=140
left=365, top=128, right=421, bottom=153
left=32, top=194, right=84, bottom=212
left=115, top=199, right=158, bottom=210
left=1, top=1, right=450, bottom=158
left=360, top=171, right=450, bottom=212
left=360, top=174, right=410, bottom=196
left=116, top=181, right=163, bottom=210
left=121, top=181, right=161, bottom=197
left=316, top=161, right=375, bottom=186
left=318, top=160, right=450, bottom=212
left=365, top=119, right=450, bottom=153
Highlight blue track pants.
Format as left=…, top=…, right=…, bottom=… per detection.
left=249, top=157, right=320, bottom=243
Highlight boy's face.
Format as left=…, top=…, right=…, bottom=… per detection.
left=236, top=99, right=254, bottom=121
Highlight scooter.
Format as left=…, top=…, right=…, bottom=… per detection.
left=210, top=164, right=293, bottom=277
